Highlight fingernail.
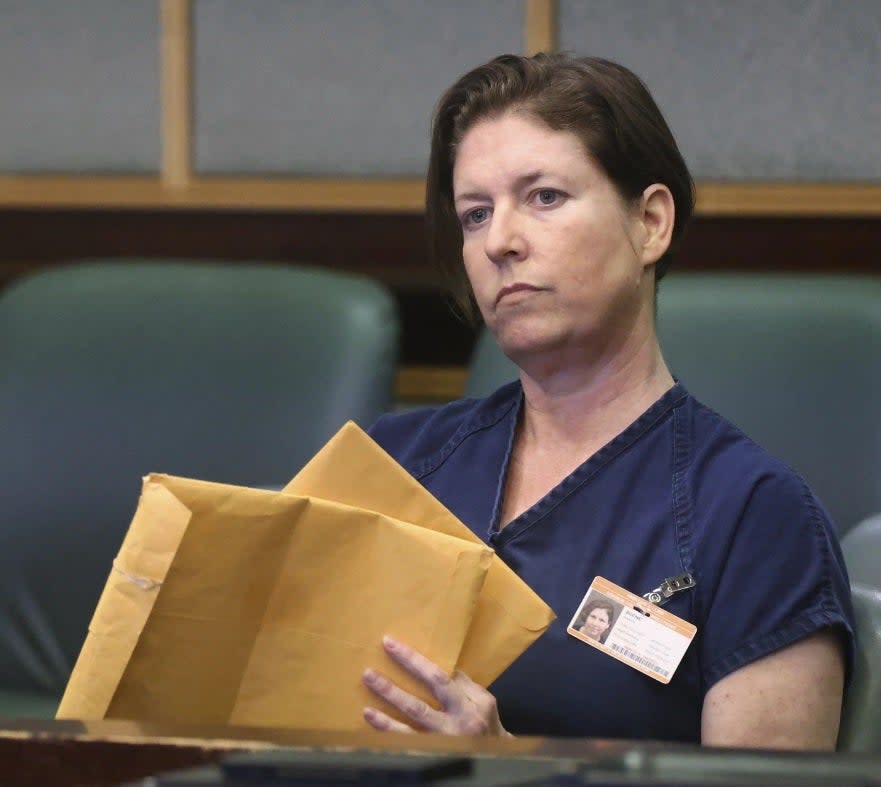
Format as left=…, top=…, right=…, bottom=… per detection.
left=363, top=668, right=376, bottom=683
left=382, top=635, right=398, bottom=650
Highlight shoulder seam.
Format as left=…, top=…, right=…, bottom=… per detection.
left=409, top=388, right=520, bottom=479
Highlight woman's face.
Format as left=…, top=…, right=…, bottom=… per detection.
left=581, top=607, right=612, bottom=640
left=452, top=111, right=657, bottom=369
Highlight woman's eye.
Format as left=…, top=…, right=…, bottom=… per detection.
left=536, top=189, right=558, bottom=205
left=464, top=207, right=489, bottom=226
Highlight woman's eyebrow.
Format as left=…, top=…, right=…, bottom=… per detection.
left=453, top=190, right=489, bottom=207
left=454, top=170, right=555, bottom=206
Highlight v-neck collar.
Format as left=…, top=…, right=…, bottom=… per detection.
left=488, top=382, right=688, bottom=547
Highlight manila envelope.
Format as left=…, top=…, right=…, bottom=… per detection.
left=284, top=421, right=556, bottom=687
left=57, top=473, right=493, bottom=731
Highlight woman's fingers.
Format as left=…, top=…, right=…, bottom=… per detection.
left=363, top=705, right=416, bottom=734
left=380, top=636, right=459, bottom=707
left=362, top=667, right=444, bottom=731
left=363, top=638, right=509, bottom=737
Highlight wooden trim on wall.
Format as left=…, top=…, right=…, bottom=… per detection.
left=0, top=176, right=426, bottom=212
left=525, top=0, right=557, bottom=55
left=160, top=0, right=192, bottom=188
left=395, top=366, right=467, bottom=403
left=0, top=176, right=878, bottom=216
left=695, top=183, right=881, bottom=217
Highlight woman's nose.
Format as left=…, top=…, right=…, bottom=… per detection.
left=484, top=207, right=526, bottom=264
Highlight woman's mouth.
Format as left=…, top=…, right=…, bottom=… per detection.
left=495, top=283, right=542, bottom=306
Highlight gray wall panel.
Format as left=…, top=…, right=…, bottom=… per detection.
left=0, top=1, right=160, bottom=172
left=559, top=0, right=881, bottom=180
left=194, top=0, right=523, bottom=176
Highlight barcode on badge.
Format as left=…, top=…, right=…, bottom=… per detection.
left=609, top=642, right=670, bottom=678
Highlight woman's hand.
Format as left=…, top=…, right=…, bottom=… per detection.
left=362, top=635, right=510, bottom=736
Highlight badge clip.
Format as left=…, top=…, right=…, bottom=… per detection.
left=643, top=573, right=695, bottom=606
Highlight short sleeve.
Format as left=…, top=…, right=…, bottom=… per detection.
left=696, top=469, right=855, bottom=692
left=366, top=408, right=447, bottom=467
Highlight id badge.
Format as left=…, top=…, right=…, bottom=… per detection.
left=567, top=576, right=696, bottom=684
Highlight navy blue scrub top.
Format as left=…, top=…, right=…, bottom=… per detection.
left=369, top=382, right=856, bottom=742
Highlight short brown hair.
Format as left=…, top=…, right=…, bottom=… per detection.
left=578, top=598, right=616, bottom=628
left=426, top=53, right=695, bottom=318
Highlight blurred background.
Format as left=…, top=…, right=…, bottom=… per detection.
left=0, top=0, right=878, bottom=406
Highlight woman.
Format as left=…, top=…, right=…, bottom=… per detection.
left=361, top=53, right=854, bottom=748
left=577, top=598, right=616, bottom=644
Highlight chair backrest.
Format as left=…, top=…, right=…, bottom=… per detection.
left=838, top=583, right=881, bottom=753
left=464, top=324, right=519, bottom=399
left=842, top=514, right=881, bottom=588
left=0, top=259, right=399, bottom=706
left=464, top=273, right=881, bottom=535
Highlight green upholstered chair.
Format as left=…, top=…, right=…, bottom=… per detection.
left=842, top=515, right=881, bottom=588
left=838, top=583, right=881, bottom=753
left=464, top=273, right=881, bottom=536
left=839, top=518, right=881, bottom=752
left=0, top=260, right=400, bottom=718
left=463, top=321, right=519, bottom=400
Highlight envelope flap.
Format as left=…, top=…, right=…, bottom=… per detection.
left=284, top=422, right=481, bottom=545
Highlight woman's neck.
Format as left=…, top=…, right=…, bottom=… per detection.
left=496, top=332, right=673, bottom=528
left=516, top=333, right=674, bottom=455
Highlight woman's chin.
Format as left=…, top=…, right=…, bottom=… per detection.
left=494, top=324, right=566, bottom=364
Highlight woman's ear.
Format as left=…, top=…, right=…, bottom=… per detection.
left=638, top=184, right=675, bottom=267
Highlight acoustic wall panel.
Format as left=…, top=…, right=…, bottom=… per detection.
left=194, top=0, right=524, bottom=176
left=559, top=0, right=881, bottom=180
left=0, top=1, right=160, bottom=173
